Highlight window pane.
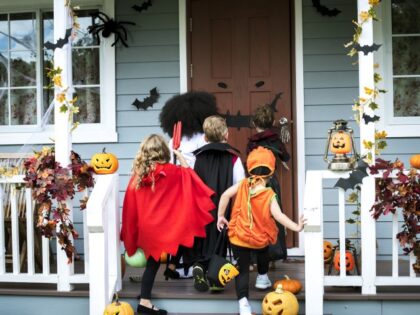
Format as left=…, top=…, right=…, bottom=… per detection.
left=0, top=52, right=8, bottom=87
left=0, top=14, right=8, bottom=50
left=42, top=49, right=54, bottom=87
left=10, top=51, right=36, bottom=87
left=392, top=37, right=420, bottom=75
left=73, top=48, right=99, bottom=85
left=42, top=88, right=54, bottom=124
left=10, top=88, right=36, bottom=125
left=0, top=90, right=8, bottom=125
left=392, top=0, right=420, bottom=34
left=10, top=13, right=36, bottom=51
left=75, top=87, right=100, bottom=123
left=393, top=78, right=420, bottom=117
left=73, top=10, right=98, bottom=46
left=42, top=12, right=54, bottom=45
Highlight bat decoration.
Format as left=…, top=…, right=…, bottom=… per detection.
left=132, top=87, right=160, bottom=110
left=334, top=160, right=369, bottom=191
left=354, top=43, right=382, bottom=55
left=88, top=11, right=136, bottom=47
left=44, top=28, right=72, bottom=50
left=255, top=81, right=265, bottom=88
left=312, top=0, right=341, bottom=17
left=132, top=0, right=153, bottom=13
left=362, top=113, right=380, bottom=124
left=217, top=82, right=228, bottom=89
left=222, top=92, right=282, bottom=129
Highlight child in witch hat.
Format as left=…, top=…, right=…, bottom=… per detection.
left=217, top=147, right=306, bottom=315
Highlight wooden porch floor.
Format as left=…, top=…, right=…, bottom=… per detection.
left=0, top=259, right=419, bottom=301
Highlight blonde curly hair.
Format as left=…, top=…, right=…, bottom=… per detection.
left=132, top=134, right=171, bottom=189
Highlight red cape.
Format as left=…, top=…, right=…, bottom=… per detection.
left=121, top=163, right=215, bottom=261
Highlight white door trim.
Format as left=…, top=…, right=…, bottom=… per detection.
left=178, top=0, right=305, bottom=256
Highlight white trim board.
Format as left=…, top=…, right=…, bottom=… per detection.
left=178, top=0, right=305, bottom=256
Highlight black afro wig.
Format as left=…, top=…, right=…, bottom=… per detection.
left=159, top=91, right=218, bottom=138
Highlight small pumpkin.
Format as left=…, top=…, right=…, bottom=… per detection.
left=272, top=275, right=302, bottom=294
left=103, top=295, right=134, bottom=315
left=333, top=250, right=355, bottom=272
left=324, top=240, right=333, bottom=263
left=329, top=130, right=352, bottom=155
left=262, top=284, right=299, bottom=315
left=124, top=248, right=147, bottom=268
left=160, top=252, right=168, bottom=263
left=409, top=154, right=420, bottom=169
left=91, top=147, right=119, bottom=174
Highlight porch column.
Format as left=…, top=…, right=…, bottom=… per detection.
left=54, top=0, right=74, bottom=291
left=357, top=0, right=377, bottom=295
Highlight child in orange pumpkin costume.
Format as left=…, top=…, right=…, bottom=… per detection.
left=217, top=147, right=306, bottom=315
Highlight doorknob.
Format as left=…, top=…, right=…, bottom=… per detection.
left=279, top=117, right=291, bottom=144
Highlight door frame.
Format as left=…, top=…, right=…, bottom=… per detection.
left=178, top=0, right=305, bottom=256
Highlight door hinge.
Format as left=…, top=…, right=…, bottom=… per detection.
left=190, top=63, right=193, bottom=78
left=189, top=17, right=192, bottom=32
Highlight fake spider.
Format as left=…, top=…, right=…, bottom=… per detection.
left=88, top=11, right=135, bottom=47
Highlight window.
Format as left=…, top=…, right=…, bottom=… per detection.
left=378, top=0, right=420, bottom=137
left=0, top=2, right=116, bottom=144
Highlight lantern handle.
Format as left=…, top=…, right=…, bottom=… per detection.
left=323, top=129, right=333, bottom=164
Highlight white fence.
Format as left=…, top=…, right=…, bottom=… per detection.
left=0, top=173, right=120, bottom=315
left=304, top=170, right=419, bottom=315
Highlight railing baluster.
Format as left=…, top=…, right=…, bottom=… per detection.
left=0, top=186, right=5, bottom=274
left=338, top=188, right=346, bottom=278
left=83, top=190, right=89, bottom=275
left=392, top=212, right=399, bottom=278
left=42, top=236, right=50, bottom=275
left=409, top=252, right=415, bottom=277
left=25, top=188, right=35, bottom=275
left=11, top=186, right=20, bottom=274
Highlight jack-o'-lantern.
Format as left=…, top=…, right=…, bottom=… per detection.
left=124, top=249, right=147, bottom=268
left=329, top=131, right=352, bottom=155
left=333, top=250, right=355, bottom=272
left=91, top=148, right=119, bottom=174
left=324, top=241, right=333, bottom=263
left=262, top=285, right=299, bottom=315
left=103, top=295, right=134, bottom=315
left=218, top=262, right=239, bottom=286
left=410, top=154, right=420, bottom=169
left=272, top=275, right=302, bottom=294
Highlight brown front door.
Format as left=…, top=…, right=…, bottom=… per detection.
left=189, top=0, right=297, bottom=247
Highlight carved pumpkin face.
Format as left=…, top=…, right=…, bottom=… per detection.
left=91, top=148, right=119, bottom=174
left=330, top=131, right=352, bottom=154
left=262, top=286, right=299, bottom=315
left=334, top=250, right=355, bottom=272
left=324, top=241, right=333, bottom=263
left=103, top=300, right=134, bottom=315
left=218, top=263, right=239, bottom=286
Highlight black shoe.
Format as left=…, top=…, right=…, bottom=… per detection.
left=193, top=264, right=209, bottom=292
left=163, top=268, right=180, bottom=280
left=137, top=304, right=167, bottom=315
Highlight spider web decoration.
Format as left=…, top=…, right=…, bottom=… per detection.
left=88, top=11, right=136, bottom=47
left=312, top=0, right=341, bottom=17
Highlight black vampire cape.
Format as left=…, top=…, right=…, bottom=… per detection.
left=247, top=129, right=290, bottom=260
left=192, top=142, right=241, bottom=264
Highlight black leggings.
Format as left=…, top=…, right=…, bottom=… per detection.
left=140, top=256, right=161, bottom=300
left=231, top=244, right=269, bottom=299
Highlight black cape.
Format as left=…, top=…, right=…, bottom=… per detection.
left=193, top=142, right=241, bottom=263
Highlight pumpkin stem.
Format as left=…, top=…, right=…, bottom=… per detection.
left=275, top=284, right=284, bottom=294
left=102, top=147, right=107, bottom=153
left=284, top=275, right=290, bottom=280
left=114, top=292, right=121, bottom=306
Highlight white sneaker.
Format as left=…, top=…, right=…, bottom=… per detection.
left=255, top=274, right=272, bottom=289
left=238, top=297, right=252, bottom=315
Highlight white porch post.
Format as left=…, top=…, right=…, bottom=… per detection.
left=357, top=0, right=377, bottom=295
left=54, top=0, right=74, bottom=291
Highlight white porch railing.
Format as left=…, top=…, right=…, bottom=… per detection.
left=0, top=173, right=121, bottom=315
left=304, top=170, right=419, bottom=315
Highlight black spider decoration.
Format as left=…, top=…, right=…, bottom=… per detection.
left=88, top=11, right=136, bottom=47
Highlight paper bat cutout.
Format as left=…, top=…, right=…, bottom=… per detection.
left=362, top=113, right=380, bottom=124
left=132, top=0, right=152, bottom=13
left=312, top=0, right=341, bottom=17
left=222, top=92, right=282, bottom=129
left=354, top=43, right=382, bottom=55
left=132, top=87, right=160, bottom=110
left=44, top=28, right=72, bottom=50
left=334, top=160, right=369, bottom=191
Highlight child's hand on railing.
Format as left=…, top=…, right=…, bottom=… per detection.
left=217, top=216, right=229, bottom=231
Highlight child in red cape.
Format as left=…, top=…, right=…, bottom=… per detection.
left=121, top=134, right=215, bottom=315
